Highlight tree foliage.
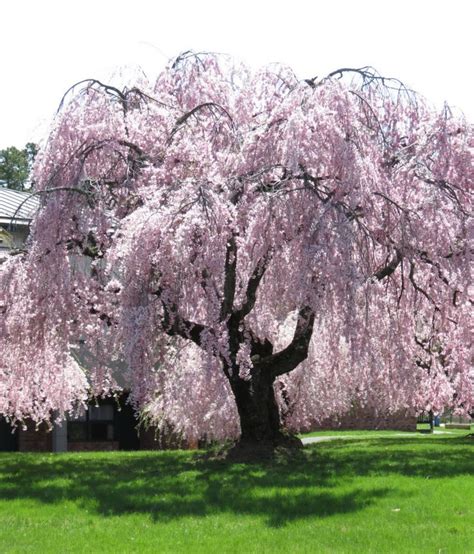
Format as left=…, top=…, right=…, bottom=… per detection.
left=0, top=143, right=37, bottom=190
left=0, top=53, right=472, bottom=448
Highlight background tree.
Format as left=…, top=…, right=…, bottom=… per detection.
left=0, top=143, right=37, bottom=190
left=0, top=53, right=472, bottom=456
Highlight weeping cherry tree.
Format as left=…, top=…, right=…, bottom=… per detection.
left=0, top=52, right=472, bottom=454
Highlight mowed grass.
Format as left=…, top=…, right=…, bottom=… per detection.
left=299, top=424, right=471, bottom=439
left=0, top=433, right=473, bottom=553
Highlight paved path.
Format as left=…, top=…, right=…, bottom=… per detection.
left=301, top=429, right=456, bottom=445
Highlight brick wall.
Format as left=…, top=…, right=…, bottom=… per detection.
left=68, top=441, right=120, bottom=452
left=312, top=409, right=417, bottom=432
left=18, top=421, right=52, bottom=452
left=17, top=421, right=198, bottom=452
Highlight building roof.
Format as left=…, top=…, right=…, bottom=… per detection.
left=0, top=188, right=39, bottom=226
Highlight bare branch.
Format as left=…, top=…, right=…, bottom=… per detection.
left=349, top=90, right=388, bottom=145
left=373, top=191, right=420, bottom=218
left=58, top=79, right=171, bottom=114
left=58, top=79, right=126, bottom=113
left=322, top=66, right=414, bottom=94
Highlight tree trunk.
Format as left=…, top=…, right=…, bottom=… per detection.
left=228, top=371, right=302, bottom=459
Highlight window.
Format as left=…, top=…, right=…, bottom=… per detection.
left=68, top=402, right=115, bottom=442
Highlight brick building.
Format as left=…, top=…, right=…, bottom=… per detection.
left=0, top=393, right=193, bottom=453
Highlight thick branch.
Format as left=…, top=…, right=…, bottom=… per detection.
left=225, top=248, right=274, bottom=364
left=220, top=234, right=238, bottom=320
left=257, top=306, right=316, bottom=378
left=67, top=231, right=103, bottom=259
left=154, top=289, right=210, bottom=348
left=167, top=102, right=235, bottom=145
left=236, top=248, right=273, bottom=320
left=373, top=249, right=402, bottom=281
left=165, top=316, right=208, bottom=346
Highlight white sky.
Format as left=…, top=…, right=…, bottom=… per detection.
left=1, top=0, right=472, bottom=149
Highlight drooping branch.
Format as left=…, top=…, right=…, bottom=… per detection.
left=167, top=102, right=235, bottom=145
left=349, top=90, right=388, bottom=146
left=58, top=79, right=126, bottom=112
left=322, top=66, right=414, bottom=95
left=408, top=262, right=437, bottom=306
left=415, top=173, right=471, bottom=216
left=8, top=187, right=90, bottom=229
left=295, top=168, right=368, bottom=227
left=10, top=137, right=149, bottom=229
left=58, top=78, right=170, bottom=114
left=372, top=192, right=419, bottom=217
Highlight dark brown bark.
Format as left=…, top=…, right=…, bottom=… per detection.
left=154, top=232, right=316, bottom=457
left=227, top=371, right=302, bottom=459
left=225, top=305, right=315, bottom=456
left=231, top=374, right=282, bottom=443
left=258, top=306, right=316, bottom=378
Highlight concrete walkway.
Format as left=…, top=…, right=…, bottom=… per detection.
left=301, top=429, right=457, bottom=445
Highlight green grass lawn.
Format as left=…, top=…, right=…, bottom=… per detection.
left=299, top=424, right=472, bottom=439
left=0, top=432, right=473, bottom=553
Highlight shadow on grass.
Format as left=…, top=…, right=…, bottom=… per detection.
left=0, top=436, right=471, bottom=526
left=311, top=435, right=474, bottom=479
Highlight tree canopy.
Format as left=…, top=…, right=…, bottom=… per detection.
left=0, top=143, right=37, bottom=191
left=0, top=53, right=472, bottom=450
